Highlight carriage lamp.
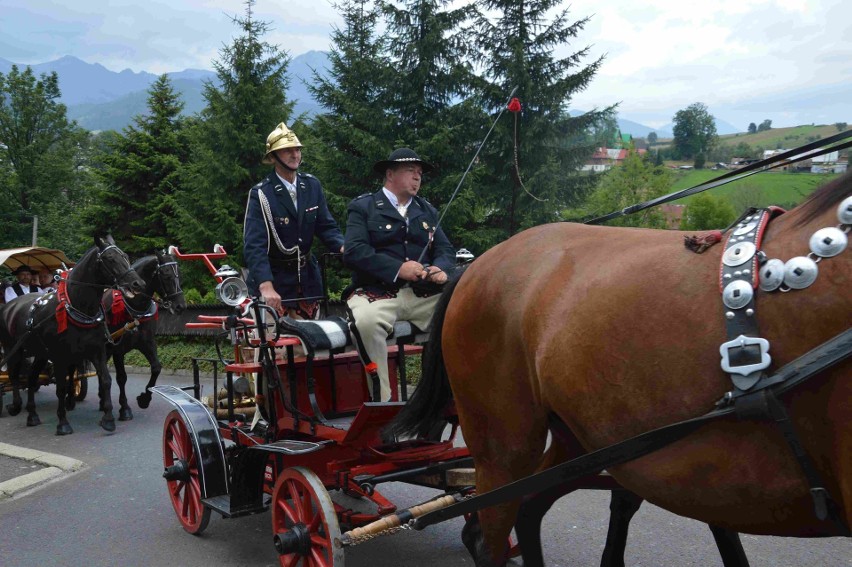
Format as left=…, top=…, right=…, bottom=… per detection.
left=215, top=276, right=249, bottom=306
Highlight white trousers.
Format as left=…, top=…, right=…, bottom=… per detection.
left=347, top=287, right=440, bottom=401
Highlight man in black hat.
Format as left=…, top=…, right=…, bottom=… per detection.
left=4, top=265, right=37, bottom=303
left=244, top=122, right=344, bottom=318
left=343, top=148, right=455, bottom=401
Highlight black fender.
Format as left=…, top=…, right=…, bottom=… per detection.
left=152, top=385, right=229, bottom=498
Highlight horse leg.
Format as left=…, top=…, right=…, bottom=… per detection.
left=53, top=359, right=73, bottom=435
left=599, top=490, right=644, bottom=567
left=5, top=356, right=24, bottom=416
left=113, top=351, right=133, bottom=421
left=65, top=365, right=78, bottom=411
left=709, top=525, right=750, bottom=567
left=92, top=352, right=116, bottom=432
left=25, top=358, right=48, bottom=427
left=516, top=484, right=579, bottom=567
left=135, top=340, right=160, bottom=410
left=461, top=415, right=550, bottom=567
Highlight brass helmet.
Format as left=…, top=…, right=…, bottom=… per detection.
left=263, top=122, right=302, bottom=164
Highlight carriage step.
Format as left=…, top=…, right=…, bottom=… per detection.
left=202, top=494, right=271, bottom=518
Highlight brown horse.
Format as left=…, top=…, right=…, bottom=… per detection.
left=392, top=172, right=851, bottom=565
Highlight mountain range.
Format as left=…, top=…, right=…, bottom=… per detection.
left=1, top=54, right=738, bottom=137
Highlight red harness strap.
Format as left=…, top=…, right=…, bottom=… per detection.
left=110, top=290, right=129, bottom=326
left=54, top=271, right=106, bottom=334
left=55, top=272, right=71, bottom=334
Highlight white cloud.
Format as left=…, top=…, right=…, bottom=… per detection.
left=1, top=0, right=848, bottom=127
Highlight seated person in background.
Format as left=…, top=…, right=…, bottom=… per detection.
left=4, top=265, right=37, bottom=302
left=343, top=148, right=455, bottom=401
left=37, top=269, right=57, bottom=292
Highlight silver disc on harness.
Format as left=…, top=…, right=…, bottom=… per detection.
left=838, top=195, right=852, bottom=225
left=759, top=258, right=785, bottom=292
left=783, top=256, right=819, bottom=289
left=722, top=280, right=754, bottom=310
left=733, top=221, right=758, bottom=236
left=809, top=227, right=847, bottom=258
left=722, top=242, right=756, bottom=267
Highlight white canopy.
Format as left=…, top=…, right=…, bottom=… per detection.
left=0, top=247, right=76, bottom=272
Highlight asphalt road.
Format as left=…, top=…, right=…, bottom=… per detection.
left=0, top=372, right=849, bottom=567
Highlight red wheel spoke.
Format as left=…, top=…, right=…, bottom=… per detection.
left=310, top=547, right=329, bottom=567
left=308, top=513, right=322, bottom=532
left=310, top=533, right=330, bottom=548
left=280, top=554, right=299, bottom=567
left=288, top=480, right=306, bottom=519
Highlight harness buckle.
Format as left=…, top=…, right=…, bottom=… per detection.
left=719, top=334, right=771, bottom=376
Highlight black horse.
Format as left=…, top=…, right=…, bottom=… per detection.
left=0, top=235, right=145, bottom=435
left=101, top=251, right=185, bottom=420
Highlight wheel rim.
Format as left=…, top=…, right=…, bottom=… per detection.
left=272, top=466, right=344, bottom=567
left=162, top=410, right=210, bottom=534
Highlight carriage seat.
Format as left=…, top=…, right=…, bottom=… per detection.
left=277, top=316, right=429, bottom=358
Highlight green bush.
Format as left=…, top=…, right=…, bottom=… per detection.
left=183, top=288, right=203, bottom=304
left=122, top=336, right=223, bottom=371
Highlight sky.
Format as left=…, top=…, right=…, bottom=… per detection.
left=1, top=0, right=850, bottom=131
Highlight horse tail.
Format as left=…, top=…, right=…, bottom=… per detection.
left=387, top=267, right=466, bottom=439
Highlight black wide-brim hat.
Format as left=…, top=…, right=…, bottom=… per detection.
left=12, top=265, right=34, bottom=275
left=373, top=148, right=434, bottom=175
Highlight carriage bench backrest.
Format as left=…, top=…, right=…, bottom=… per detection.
left=278, top=316, right=430, bottom=356
left=278, top=316, right=429, bottom=404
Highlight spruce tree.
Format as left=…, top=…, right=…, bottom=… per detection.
left=474, top=0, right=612, bottom=239
left=379, top=0, right=492, bottom=252
left=170, top=0, right=293, bottom=257
left=307, top=0, right=395, bottom=215
left=91, top=74, right=187, bottom=255
left=0, top=65, right=76, bottom=247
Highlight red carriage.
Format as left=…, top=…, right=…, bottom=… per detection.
left=152, top=245, right=474, bottom=566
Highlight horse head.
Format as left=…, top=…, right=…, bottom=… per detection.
left=154, top=249, right=186, bottom=314
left=94, top=234, right=145, bottom=298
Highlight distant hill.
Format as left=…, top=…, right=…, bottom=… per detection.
left=1, top=53, right=329, bottom=132
left=717, top=124, right=849, bottom=150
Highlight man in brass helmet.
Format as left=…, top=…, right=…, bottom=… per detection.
left=243, top=122, right=344, bottom=318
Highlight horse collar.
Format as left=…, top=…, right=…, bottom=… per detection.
left=718, top=198, right=850, bottom=391
left=55, top=273, right=105, bottom=333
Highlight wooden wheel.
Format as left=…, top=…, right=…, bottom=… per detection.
left=162, top=409, right=211, bottom=534
left=271, top=466, right=344, bottom=567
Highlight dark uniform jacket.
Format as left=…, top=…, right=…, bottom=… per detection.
left=243, top=171, right=344, bottom=302
left=343, top=190, right=454, bottom=292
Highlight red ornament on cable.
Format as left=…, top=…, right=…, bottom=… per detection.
left=508, top=97, right=522, bottom=113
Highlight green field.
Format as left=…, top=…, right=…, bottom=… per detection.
left=668, top=170, right=840, bottom=210
left=718, top=124, right=847, bottom=150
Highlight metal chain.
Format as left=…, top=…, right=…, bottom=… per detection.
left=345, top=521, right=414, bottom=547
left=344, top=492, right=475, bottom=546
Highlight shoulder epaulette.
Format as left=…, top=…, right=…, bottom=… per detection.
left=300, top=172, right=316, bottom=179
left=353, top=193, right=371, bottom=201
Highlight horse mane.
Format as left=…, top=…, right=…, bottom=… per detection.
left=130, top=255, right=158, bottom=277
left=793, top=170, right=851, bottom=227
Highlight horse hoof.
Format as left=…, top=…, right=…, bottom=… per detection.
left=27, top=415, right=41, bottom=427
left=119, top=408, right=133, bottom=421
left=6, top=404, right=22, bottom=417
left=56, top=424, right=73, bottom=435
left=137, top=392, right=152, bottom=409
left=100, top=417, right=116, bottom=432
